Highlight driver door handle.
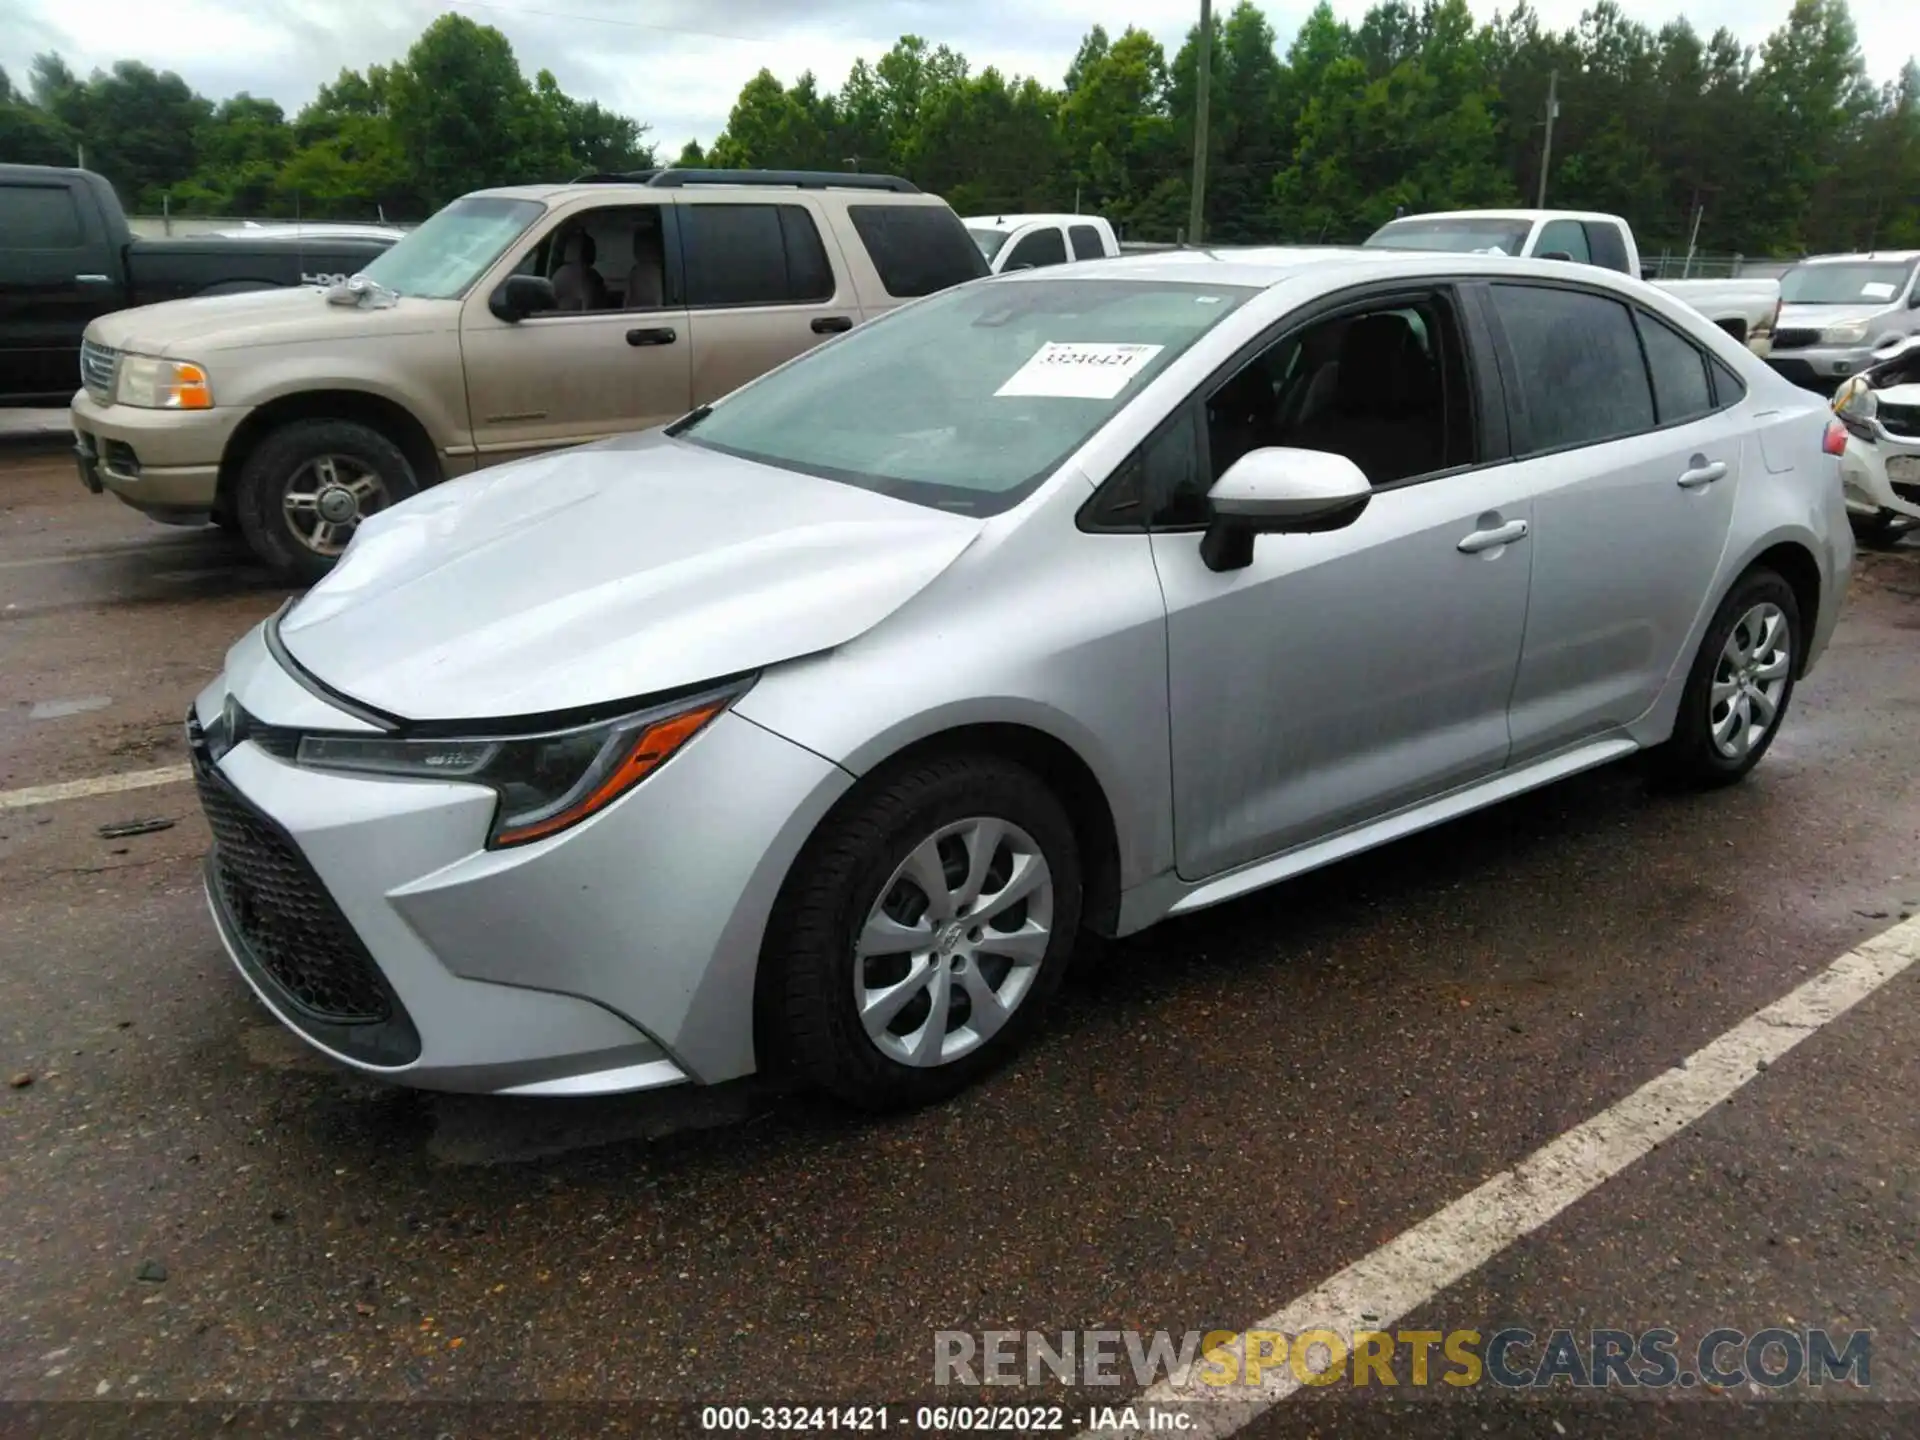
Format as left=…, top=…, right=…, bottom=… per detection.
left=1457, top=518, right=1529, bottom=553
left=811, top=315, right=854, bottom=334
left=626, top=327, right=676, bottom=347
left=1677, top=458, right=1728, bottom=489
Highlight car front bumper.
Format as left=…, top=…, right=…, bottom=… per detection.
left=190, top=631, right=854, bottom=1093
left=70, top=391, right=247, bottom=518
left=1765, top=345, right=1879, bottom=392
left=1840, top=431, right=1920, bottom=522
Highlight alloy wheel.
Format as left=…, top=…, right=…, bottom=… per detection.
left=854, top=817, right=1054, bottom=1068
left=281, top=455, right=389, bottom=558
left=1709, top=601, right=1791, bottom=761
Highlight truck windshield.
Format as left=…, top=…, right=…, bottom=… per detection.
left=968, top=227, right=1010, bottom=260
left=356, top=197, right=545, bottom=300
left=1780, top=261, right=1916, bottom=306
left=1364, top=217, right=1532, bottom=257
left=680, top=277, right=1254, bottom=516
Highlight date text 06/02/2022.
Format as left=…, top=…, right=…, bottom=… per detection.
left=698, top=1404, right=1185, bottom=1433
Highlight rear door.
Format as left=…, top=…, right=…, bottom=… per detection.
left=459, top=198, right=692, bottom=462
left=0, top=177, right=116, bottom=403
left=1483, top=281, right=1746, bottom=762
left=679, top=197, right=855, bottom=406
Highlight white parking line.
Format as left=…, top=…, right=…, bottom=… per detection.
left=0, top=764, right=193, bottom=812
left=1086, top=914, right=1920, bottom=1438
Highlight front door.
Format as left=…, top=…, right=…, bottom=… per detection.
left=459, top=200, right=692, bottom=463
left=0, top=178, right=117, bottom=404
left=1483, top=282, right=1746, bottom=762
left=1145, top=287, right=1534, bottom=880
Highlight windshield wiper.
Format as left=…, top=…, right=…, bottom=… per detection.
left=665, top=405, right=712, bottom=437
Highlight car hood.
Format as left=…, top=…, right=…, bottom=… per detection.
left=1777, top=302, right=1890, bottom=330
left=87, top=288, right=456, bottom=359
left=277, top=430, right=984, bottom=722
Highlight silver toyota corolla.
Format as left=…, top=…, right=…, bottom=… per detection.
left=190, top=249, right=1853, bottom=1109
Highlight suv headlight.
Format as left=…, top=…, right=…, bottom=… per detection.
left=292, top=680, right=750, bottom=848
left=1820, top=320, right=1871, bottom=346
left=118, top=355, right=213, bottom=409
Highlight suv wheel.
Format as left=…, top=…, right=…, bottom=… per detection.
left=237, top=419, right=417, bottom=584
left=768, top=754, right=1083, bottom=1110
left=1654, top=568, right=1801, bottom=789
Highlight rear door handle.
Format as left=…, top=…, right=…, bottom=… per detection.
left=626, top=327, right=676, bottom=347
left=1678, top=458, right=1728, bottom=489
left=811, top=315, right=854, bottom=334
left=1457, top=518, right=1529, bottom=553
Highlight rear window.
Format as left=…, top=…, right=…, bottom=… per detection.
left=1364, top=216, right=1531, bottom=257
left=849, top=203, right=990, bottom=297
left=0, top=183, right=84, bottom=248
left=682, top=203, right=834, bottom=307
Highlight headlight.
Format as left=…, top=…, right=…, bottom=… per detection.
left=294, top=680, right=749, bottom=847
left=1820, top=320, right=1871, bottom=346
left=117, top=355, right=213, bottom=409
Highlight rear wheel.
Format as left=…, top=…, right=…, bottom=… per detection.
left=1653, top=568, right=1800, bottom=789
left=767, top=754, right=1082, bottom=1111
left=236, top=419, right=416, bottom=584
left=1850, top=509, right=1912, bottom=549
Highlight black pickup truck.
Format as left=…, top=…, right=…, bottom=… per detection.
left=1, top=164, right=397, bottom=406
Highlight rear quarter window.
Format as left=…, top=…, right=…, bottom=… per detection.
left=847, top=203, right=989, bottom=298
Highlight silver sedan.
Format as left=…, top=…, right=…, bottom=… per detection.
left=189, top=249, right=1853, bottom=1109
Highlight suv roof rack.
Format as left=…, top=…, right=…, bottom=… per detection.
left=568, top=167, right=919, bottom=194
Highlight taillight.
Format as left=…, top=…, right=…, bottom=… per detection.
left=1822, top=419, right=1848, bottom=456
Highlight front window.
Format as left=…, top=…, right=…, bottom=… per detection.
left=1364, top=216, right=1531, bottom=257
left=679, top=277, right=1255, bottom=515
left=968, top=227, right=1010, bottom=260
left=1780, top=261, right=1916, bottom=306
left=357, top=196, right=545, bottom=300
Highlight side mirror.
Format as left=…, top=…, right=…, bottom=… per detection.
left=1639, top=264, right=1659, bottom=282
left=489, top=274, right=556, bottom=322
left=1199, top=448, right=1372, bottom=573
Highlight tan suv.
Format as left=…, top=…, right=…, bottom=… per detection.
left=69, top=169, right=988, bottom=580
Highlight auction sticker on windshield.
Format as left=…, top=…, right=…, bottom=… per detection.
left=996, top=342, right=1165, bottom=400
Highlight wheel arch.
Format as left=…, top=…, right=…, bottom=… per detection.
left=217, top=389, right=442, bottom=514
left=1740, top=538, right=1823, bottom=677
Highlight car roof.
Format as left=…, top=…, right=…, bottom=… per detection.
left=1797, top=250, right=1920, bottom=265
left=465, top=182, right=947, bottom=204
left=965, top=213, right=1112, bottom=231
left=1383, top=208, right=1630, bottom=227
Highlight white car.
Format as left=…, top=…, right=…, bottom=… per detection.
left=966, top=214, right=1120, bottom=273
left=1834, top=335, right=1920, bottom=544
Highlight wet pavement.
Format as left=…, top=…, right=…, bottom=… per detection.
left=3, top=448, right=1920, bottom=1436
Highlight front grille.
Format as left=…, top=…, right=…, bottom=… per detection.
left=79, top=339, right=118, bottom=405
left=1878, top=402, right=1920, bottom=439
left=1772, top=328, right=1820, bottom=351
left=190, top=713, right=392, bottom=1026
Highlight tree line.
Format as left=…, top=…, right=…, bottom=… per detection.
left=2, top=1, right=1916, bottom=257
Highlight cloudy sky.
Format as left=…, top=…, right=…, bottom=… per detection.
left=1, top=0, right=1912, bottom=152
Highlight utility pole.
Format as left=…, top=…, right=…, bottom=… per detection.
left=1535, top=69, right=1559, bottom=208
left=1187, top=0, right=1212, bottom=247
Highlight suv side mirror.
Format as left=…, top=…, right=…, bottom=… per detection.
left=1199, top=448, right=1372, bottom=572
left=489, top=274, right=556, bottom=323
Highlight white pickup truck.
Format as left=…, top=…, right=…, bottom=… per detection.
left=1363, top=209, right=1780, bottom=353
left=965, top=214, right=1121, bottom=273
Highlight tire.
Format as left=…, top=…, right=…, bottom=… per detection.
left=767, top=753, right=1083, bottom=1111
left=1653, top=568, right=1801, bottom=789
left=236, top=418, right=417, bottom=584
left=208, top=509, right=240, bottom=534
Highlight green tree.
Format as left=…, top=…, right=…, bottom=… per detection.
left=386, top=14, right=561, bottom=206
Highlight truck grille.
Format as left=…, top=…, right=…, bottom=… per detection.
left=189, top=711, right=393, bottom=1026
left=1880, top=403, right=1920, bottom=439
left=79, top=339, right=118, bottom=404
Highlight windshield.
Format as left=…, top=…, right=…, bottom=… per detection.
left=968, top=227, right=1010, bottom=260
left=1364, top=217, right=1531, bottom=257
left=1780, top=261, right=1915, bottom=306
left=681, top=277, right=1254, bottom=515
left=356, top=196, right=544, bottom=299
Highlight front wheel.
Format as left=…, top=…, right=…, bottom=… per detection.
left=236, top=419, right=417, bottom=584
left=767, top=754, right=1083, bottom=1111
left=1652, top=568, right=1801, bottom=789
